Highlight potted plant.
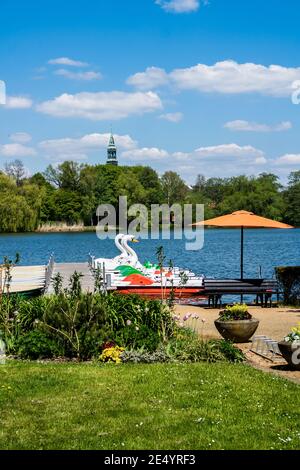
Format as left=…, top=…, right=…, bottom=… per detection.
left=215, top=304, right=260, bottom=344
left=278, top=324, right=300, bottom=370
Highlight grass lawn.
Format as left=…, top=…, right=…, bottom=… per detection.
left=0, top=361, right=300, bottom=450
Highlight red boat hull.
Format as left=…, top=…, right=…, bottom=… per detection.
left=115, top=286, right=206, bottom=300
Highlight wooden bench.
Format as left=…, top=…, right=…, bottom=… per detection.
left=203, top=279, right=279, bottom=308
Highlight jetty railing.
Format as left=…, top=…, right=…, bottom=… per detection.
left=88, top=253, right=95, bottom=270
left=44, top=253, right=55, bottom=293
left=88, top=256, right=114, bottom=295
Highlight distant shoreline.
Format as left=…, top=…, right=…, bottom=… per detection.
left=35, top=223, right=181, bottom=233
left=36, top=225, right=96, bottom=233
left=0, top=225, right=298, bottom=235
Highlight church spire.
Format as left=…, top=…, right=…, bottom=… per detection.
left=106, top=132, right=118, bottom=166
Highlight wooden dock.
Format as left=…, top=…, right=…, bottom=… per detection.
left=0, top=258, right=97, bottom=295
left=47, top=263, right=95, bottom=293
left=0, top=265, right=46, bottom=294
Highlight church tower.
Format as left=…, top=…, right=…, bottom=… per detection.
left=106, top=133, right=118, bottom=166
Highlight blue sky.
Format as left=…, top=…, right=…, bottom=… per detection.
left=1, top=0, right=300, bottom=183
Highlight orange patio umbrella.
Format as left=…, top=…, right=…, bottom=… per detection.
left=192, top=211, right=294, bottom=279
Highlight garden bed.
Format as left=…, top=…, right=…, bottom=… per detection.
left=0, top=291, right=243, bottom=364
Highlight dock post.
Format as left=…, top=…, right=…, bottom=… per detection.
left=102, top=263, right=107, bottom=294
left=106, top=274, right=112, bottom=289
left=44, top=253, right=55, bottom=293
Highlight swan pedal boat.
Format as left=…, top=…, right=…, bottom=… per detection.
left=92, top=234, right=205, bottom=299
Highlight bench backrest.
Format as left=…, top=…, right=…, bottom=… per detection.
left=204, top=279, right=278, bottom=291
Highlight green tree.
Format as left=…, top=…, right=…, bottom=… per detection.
left=4, top=159, right=25, bottom=186
left=29, top=172, right=52, bottom=189
left=50, top=190, right=83, bottom=224
left=87, top=164, right=121, bottom=206
left=116, top=170, right=147, bottom=206
left=219, top=174, right=284, bottom=219
left=44, top=162, right=83, bottom=190
left=160, top=171, right=188, bottom=206
left=132, top=166, right=163, bottom=206
left=285, top=171, right=300, bottom=226
left=193, top=174, right=206, bottom=193
left=0, top=173, right=43, bottom=231
left=202, top=177, right=230, bottom=208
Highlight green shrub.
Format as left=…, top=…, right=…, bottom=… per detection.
left=217, top=339, right=245, bottom=363
left=219, top=304, right=252, bottom=321
left=17, top=296, right=51, bottom=329
left=16, top=331, right=60, bottom=360
left=39, top=293, right=109, bottom=359
left=104, top=293, right=174, bottom=341
left=113, top=324, right=160, bottom=352
left=0, top=295, right=52, bottom=354
left=166, top=337, right=222, bottom=363
left=275, top=266, right=300, bottom=306
left=165, top=328, right=245, bottom=363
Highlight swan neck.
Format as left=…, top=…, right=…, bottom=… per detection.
left=124, top=238, right=138, bottom=264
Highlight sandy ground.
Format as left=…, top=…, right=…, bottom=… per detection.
left=174, top=304, right=300, bottom=383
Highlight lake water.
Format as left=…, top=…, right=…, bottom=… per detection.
left=0, top=229, right=299, bottom=279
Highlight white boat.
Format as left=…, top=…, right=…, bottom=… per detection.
left=92, top=234, right=205, bottom=298
left=94, top=234, right=139, bottom=271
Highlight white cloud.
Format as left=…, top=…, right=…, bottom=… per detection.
left=172, top=151, right=190, bottom=159
left=194, top=143, right=265, bottom=159
left=54, top=69, right=102, bottom=81
left=36, top=91, right=163, bottom=121
left=2, top=129, right=279, bottom=181
left=275, top=154, right=300, bottom=166
left=120, top=142, right=268, bottom=181
left=173, top=144, right=268, bottom=180
left=224, top=120, right=292, bottom=132
left=5, top=96, right=33, bottom=109
left=128, top=60, right=300, bottom=97
left=127, top=67, right=169, bottom=90
left=156, top=0, right=200, bottom=13
left=122, top=147, right=169, bottom=161
left=9, top=132, right=32, bottom=143
left=255, top=157, right=268, bottom=165
left=178, top=144, right=267, bottom=180
left=39, top=133, right=137, bottom=161
left=0, top=143, right=36, bottom=157
left=48, top=57, right=88, bottom=67
left=170, top=61, right=300, bottom=96
left=159, top=112, right=183, bottom=122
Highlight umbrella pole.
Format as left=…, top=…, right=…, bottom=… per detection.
left=241, top=226, right=244, bottom=280
left=241, top=226, right=244, bottom=304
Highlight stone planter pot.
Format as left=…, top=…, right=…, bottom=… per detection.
left=215, top=318, right=260, bottom=343
left=278, top=341, right=300, bottom=370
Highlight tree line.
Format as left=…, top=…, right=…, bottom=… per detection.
left=0, top=159, right=299, bottom=232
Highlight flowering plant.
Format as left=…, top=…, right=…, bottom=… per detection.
left=99, top=346, right=125, bottom=364
left=284, top=323, right=300, bottom=344
left=219, top=304, right=252, bottom=321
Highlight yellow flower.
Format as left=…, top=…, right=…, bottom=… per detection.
left=99, top=346, right=125, bottom=364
